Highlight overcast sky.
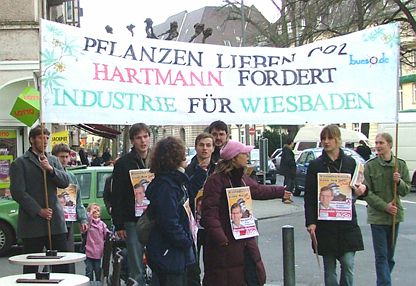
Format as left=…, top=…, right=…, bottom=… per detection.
left=80, top=0, right=280, bottom=38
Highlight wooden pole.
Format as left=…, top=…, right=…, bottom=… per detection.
left=391, top=34, right=401, bottom=248
left=41, top=123, right=52, bottom=250
left=391, top=123, right=399, bottom=248
left=310, top=232, right=321, bottom=269
left=35, top=38, right=52, bottom=249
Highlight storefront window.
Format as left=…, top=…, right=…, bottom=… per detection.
left=0, top=130, right=17, bottom=197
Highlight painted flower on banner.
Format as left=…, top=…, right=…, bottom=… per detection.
left=41, top=24, right=82, bottom=93
left=54, top=62, right=66, bottom=72
left=363, top=26, right=399, bottom=48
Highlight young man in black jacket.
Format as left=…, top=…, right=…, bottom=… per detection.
left=185, top=132, right=215, bottom=286
left=111, top=123, right=151, bottom=285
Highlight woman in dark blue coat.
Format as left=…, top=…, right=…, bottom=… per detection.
left=146, top=136, right=196, bottom=286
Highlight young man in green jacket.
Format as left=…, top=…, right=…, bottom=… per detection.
left=364, top=132, right=410, bottom=286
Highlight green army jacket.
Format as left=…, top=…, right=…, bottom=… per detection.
left=364, top=155, right=410, bottom=225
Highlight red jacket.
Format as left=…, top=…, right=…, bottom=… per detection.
left=201, top=168, right=285, bottom=286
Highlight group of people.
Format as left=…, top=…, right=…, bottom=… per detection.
left=79, top=147, right=113, bottom=166
left=108, top=121, right=291, bottom=286
left=8, top=122, right=291, bottom=286
left=8, top=122, right=409, bottom=286
left=9, top=125, right=110, bottom=281
left=304, top=124, right=410, bottom=286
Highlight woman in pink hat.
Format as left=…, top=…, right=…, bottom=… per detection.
left=201, top=140, right=291, bottom=286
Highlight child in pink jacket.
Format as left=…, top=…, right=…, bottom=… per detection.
left=85, top=203, right=110, bottom=281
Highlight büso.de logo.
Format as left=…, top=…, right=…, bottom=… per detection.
left=349, top=52, right=389, bottom=65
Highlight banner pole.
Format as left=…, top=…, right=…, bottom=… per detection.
left=392, top=123, right=398, bottom=249
left=37, top=18, right=53, bottom=251
left=41, top=123, right=53, bottom=250
left=391, top=24, right=401, bottom=248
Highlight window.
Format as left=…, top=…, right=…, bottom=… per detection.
left=399, top=87, right=403, bottom=102
left=75, top=173, right=91, bottom=199
left=305, top=152, right=315, bottom=164
left=352, top=123, right=360, bottom=132
left=97, top=172, right=112, bottom=198
left=297, top=142, right=316, bottom=151
left=317, top=15, right=322, bottom=27
left=297, top=152, right=309, bottom=164
left=413, top=83, right=416, bottom=104
left=287, top=22, right=292, bottom=34
left=301, top=18, right=306, bottom=29
left=65, top=1, right=73, bottom=21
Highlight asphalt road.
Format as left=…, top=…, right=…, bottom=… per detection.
left=1, top=193, right=415, bottom=286
left=258, top=192, right=416, bottom=285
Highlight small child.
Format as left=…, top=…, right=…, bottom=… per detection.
left=85, top=203, right=109, bottom=281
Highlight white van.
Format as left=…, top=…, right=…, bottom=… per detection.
left=293, top=125, right=369, bottom=156
left=378, top=110, right=416, bottom=179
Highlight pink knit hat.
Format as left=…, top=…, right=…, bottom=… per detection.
left=220, top=140, right=254, bottom=160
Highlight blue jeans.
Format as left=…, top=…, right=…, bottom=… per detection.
left=125, top=221, right=146, bottom=285
left=371, top=224, right=399, bottom=286
left=85, top=258, right=101, bottom=281
left=323, top=252, right=355, bottom=286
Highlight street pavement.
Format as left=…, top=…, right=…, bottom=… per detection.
left=0, top=198, right=305, bottom=285
left=2, top=194, right=415, bottom=285
left=0, top=198, right=310, bottom=285
left=253, top=198, right=303, bottom=220
left=256, top=194, right=416, bottom=286
left=253, top=198, right=307, bottom=286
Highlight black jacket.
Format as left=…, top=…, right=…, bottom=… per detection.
left=103, top=175, right=113, bottom=215
left=356, top=145, right=372, bottom=161
left=211, top=147, right=221, bottom=164
left=185, top=155, right=216, bottom=215
left=279, top=145, right=296, bottom=177
left=304, top=148, right=364, bottom=257
left=111, top=148, right=149, bottom=231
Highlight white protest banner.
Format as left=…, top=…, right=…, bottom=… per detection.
left=40, top=20, right=399, bottom=125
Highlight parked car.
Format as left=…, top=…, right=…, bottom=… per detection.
left=411, top=170, right=416, bottom=192
left=270, top=148, right=282, bottom=172
left=250, top=149, right=277, bottom=184
left=292, top=126, right=369, bottom=156
left=0, top=166, right=113, bottom=256
left=293, top=148, right=365, bottom=196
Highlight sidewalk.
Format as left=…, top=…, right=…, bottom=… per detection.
left=253, top=198, right=303, bottom=220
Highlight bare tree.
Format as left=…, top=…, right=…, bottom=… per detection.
left=221, top=0, right=415, bottom=66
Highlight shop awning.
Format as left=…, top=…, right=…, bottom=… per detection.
left=400, top=74, right=416, bottom=84
left=77, top=124, right=121, bottom=139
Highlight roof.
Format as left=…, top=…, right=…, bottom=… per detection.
left=68, top=166, right=113, bottom=173
left=300, top=147, right=365, bottom=163
left=294, top=126, right=368, bottom=143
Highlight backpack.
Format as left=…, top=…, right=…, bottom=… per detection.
left=136, top=205, right=155, bottom=245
